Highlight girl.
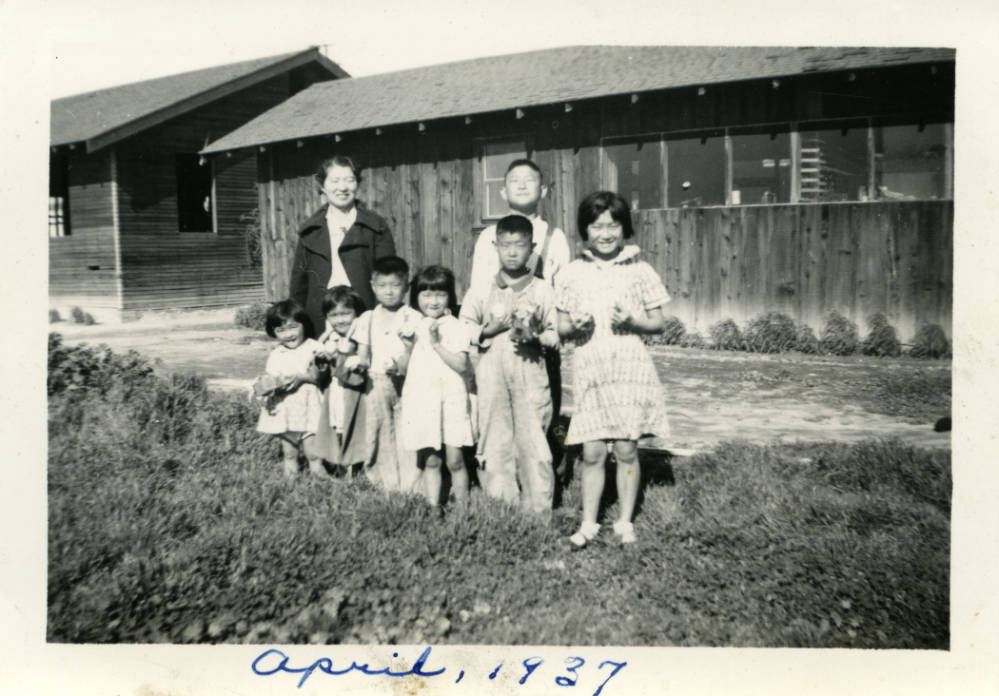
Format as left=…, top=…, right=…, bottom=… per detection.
left=313, top=286, right=368, bottom=477
left=555, top=191, right=672, bottom=547
left=255, top=300, right=324, bottom=478
left=399, top=266, right=476, bottom=507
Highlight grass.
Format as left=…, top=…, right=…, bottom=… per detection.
left=47, top=338, right=950, bottom=648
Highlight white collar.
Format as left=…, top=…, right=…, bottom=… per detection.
left=581, top=244, right=642, bottom=267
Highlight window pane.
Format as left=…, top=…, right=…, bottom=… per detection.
left=667, top=133, right=725, bottom=207
left=483, top=140, right=526, bottom=180
left=604, top=139, right=664, bottom=209
left=176, top=153, right=213, bottom=232
left=485, top=181, right=507, bottom=218
left=731, top=132, right=791, bottom=204
left=799, top=127, right=869, bottom=202
left=874, top=123, right=950, bottom=200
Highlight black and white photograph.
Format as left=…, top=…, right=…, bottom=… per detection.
left=2, top=0, right=997, bottom=694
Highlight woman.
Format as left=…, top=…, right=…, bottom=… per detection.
left=290, top=155, right=396, bottom=336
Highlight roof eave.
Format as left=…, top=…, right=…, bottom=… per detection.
left=76, top=48, right=346, bottom=153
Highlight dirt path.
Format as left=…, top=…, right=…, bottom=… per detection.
left=53, top=313, right=951, bottom=452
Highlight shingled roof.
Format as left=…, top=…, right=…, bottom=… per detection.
left=52, top=47, right=348, bottom=152
left=201, top=45, right=955, bottom=154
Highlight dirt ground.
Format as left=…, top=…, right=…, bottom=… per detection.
left=52, top=310, right=951, bottom=452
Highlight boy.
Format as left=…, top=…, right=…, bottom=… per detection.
left=467, top=157, right=570, bottom=481
left=350, top=256, right=423, bottom=492
left=460, top=215, right=558, bottom=514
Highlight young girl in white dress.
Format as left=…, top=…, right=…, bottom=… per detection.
left=313, top=286, right=367, bottom=477
left=254, top=300, right=324, bottom=478
left=555, top=191, right=672, bottom=547
left=399, top=266, right=476, bottom=506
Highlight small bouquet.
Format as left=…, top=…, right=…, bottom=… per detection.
left=252, top=373, right=280, bottom=399
left=397, top=311, right=418, bottom=340
left=510, top=301, right=543, bottom=344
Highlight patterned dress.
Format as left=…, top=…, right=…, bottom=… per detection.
left=256, top=339, right=323, bottom=435
left=555, top=245, right=671, bottom=444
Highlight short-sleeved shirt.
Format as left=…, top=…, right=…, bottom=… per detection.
left=265, top=338, right=321, bottom=378
left=350, top=305, right=424, bottom=375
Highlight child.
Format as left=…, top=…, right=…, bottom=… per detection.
left=313, top=285, right=367, bottom=476
left=399, top=266, right=476, bottom=507
left=460, top=215, right=558, bottom=514
left=254, top=300, right=324, bottom=478
left=467, top=158, right=571, bottom=475
left=555, top=191, right=672, bottom=547
left=350, top=256, right=423, bottom=492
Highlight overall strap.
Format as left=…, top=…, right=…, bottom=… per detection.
left=529, top=225, right=555, bottom=279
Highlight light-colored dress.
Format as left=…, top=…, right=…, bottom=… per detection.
left=400, top=314, right=477, bottom=451
left=555, top=245, right=671, bottom=444
left=313, top=324, right=367, bottom=464
left=256, top=338, right=322, bottom=434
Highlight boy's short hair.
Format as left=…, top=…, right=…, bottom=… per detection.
left=371, top=255, right=410, bottom=280
left=495, top=214, right=534, bottom=240
left=505, top=158, right=543, bottom=181
left=322, top=285, right=366, bottom=316
left=577, top=191, right=635, bottom=241
left=264, top=299, right=313, bottom=338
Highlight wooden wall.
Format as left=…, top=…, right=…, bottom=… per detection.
left=49, top=149, right=120, bottom=307
left=254, top=63, right=953, bottom=339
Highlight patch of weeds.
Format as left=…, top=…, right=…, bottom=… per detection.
left=708, top=319, right=743, bottom=351
left=909, top=323, right=951, bottom=359
left=864, top=369, right=951, bottom=423
left=861, top=313, right=902, bottom=358
left=70, top=306, right=96, bottom=325
left=679, top=331, right=705, bottom=349
left=49, top=309, right=62, bottom=323
left=819, top=311, right=859, bottom=356
left=234, top=303, right=270, bottom=332
left=644, top=315, right=686, bottom=347
left=795, top=323, right=820, bottom=354
left=743, top=312, right=797, bottom=353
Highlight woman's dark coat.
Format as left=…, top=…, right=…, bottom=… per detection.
left=289, top=204, right=396, bottom=337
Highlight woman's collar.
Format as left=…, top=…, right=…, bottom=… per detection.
left=582, top=244, right=642, bottom=266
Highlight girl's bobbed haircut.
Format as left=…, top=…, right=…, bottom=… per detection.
left=410, top=265, right=458, bottom=316
left=264, top=299, right=314, bottom=339
left=577, top=190, right=635, bottom=241
left=314, top=155, right=361, bottom=187
left=322, top=285, right=366, bottom=317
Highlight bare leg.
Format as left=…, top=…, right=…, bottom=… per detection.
left=280, top=435, right=300, bottom=478
left=423, top=449, right=442, bottom=506
left=612, top=440, right=640, bottom=523
left=303, top=435, right=324, bottom=477
left=569, top=440, right=608, bottom=547
left=444, top=445, right=469, bottom=507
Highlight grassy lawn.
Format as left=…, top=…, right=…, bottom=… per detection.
left=47, top=336, right=949, bottom=647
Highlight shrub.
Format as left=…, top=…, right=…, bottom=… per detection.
left=49, top=309, right=61, bottom=323
left=679, top=331, right=705, bottom=349
left=660, top=315, right=686, bottom=345
left=708, top=319, right=743, bottom=351
left=743, top=312, right=797, bottom=353
left=794, top=324, right=820, bottom=354
left=234, top=303, right=270, bottom=332
left=68, top=306, right=96, bottom=325
left=819, top=311, right=859, bottom=356
left=909, top=323, right=951, bottom=359
left=48, top=333, right=155, bottom=397
left=861, top=313, right=902, bottom=358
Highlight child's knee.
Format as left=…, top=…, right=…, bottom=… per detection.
left=612, top=440, right=639, bottom=462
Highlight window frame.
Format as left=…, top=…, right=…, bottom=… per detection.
left=49, top=153, right=71, bottom=237
left=474, top=134, right=532, bottom=224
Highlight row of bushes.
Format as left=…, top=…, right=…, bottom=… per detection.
left=49, top=306, right=96, bottom=325
left=648, top=311, right=951, bottom=359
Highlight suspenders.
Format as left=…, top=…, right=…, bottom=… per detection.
left=527, top=225, right=554, bottom=280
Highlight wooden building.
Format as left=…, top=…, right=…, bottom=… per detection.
left=49, top=48, right=347, bottom=319
left=202, top=46, right=954, bottom=340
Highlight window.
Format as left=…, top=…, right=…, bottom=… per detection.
left=730, top=130, right=792, bottom=204
left=49, top=153, right=70, bottom=237
left=176, top=153, right=213, bottom=232
left=481, top=138, right=528, bottom=219
left=873, top=122, right=952, bottom=200
left=603, top=137, right=664, bottom=210
left=666, top=132, right=726, bottom=207
left=798, top=124, right=870, bottom=202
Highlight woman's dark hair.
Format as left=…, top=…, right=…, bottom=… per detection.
left=409, top=265, right=458, bottom=316
left=264, top=299, right=314, bottom=339
left=576, top=191, right=634, bottom=241
left=314, top=155, right=361, bottom=187
left=322, top=285, right=366, bottom=316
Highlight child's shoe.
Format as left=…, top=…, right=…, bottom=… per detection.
left=612, top=520, right=637, bottom=544
left=568, top=521, right=601, bottom=550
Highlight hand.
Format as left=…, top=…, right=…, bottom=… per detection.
left=481, top=313, right=512, bottom=339
left=610, top=303, right=632, bottom=329
left=569, top=312, right=594, bottom=333
left=538, top=331, right=559, bottom=350
left=315, top=350, right=335, bottom=366
left=428, top=319, right=442, bottom=345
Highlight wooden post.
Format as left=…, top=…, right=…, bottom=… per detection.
left=866, top=121, right=876, bottom=199
left=724, top=133, right=734, bottom=205
left=789, top=129, right=801, bottom=203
